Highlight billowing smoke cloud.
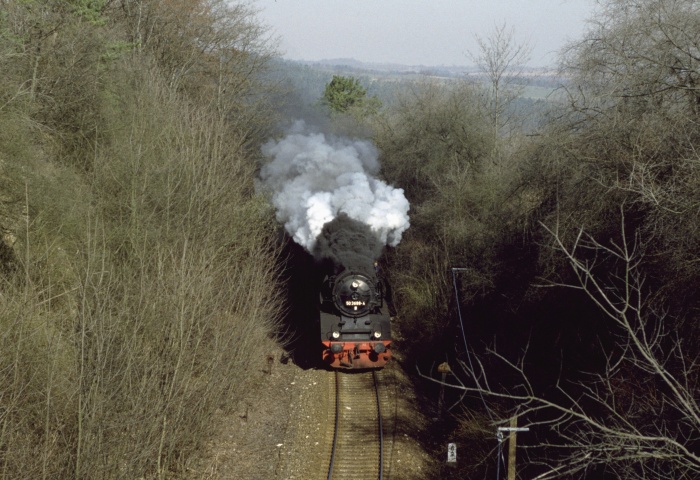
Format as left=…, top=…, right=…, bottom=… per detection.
left=258, top=121, right=410, bottom=264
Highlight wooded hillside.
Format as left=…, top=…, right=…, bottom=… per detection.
left=0, top=1, right=283, bottom=478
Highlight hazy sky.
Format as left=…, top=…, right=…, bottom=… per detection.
left=254, top=0, right=597, bottom=67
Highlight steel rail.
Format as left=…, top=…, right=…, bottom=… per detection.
left=327, top=372, right=341, bottom=480
left=373, top=371, right=384, bottom=480
left=327, top=371, right=384, bottom=480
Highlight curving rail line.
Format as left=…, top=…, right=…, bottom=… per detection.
left=327, top=371, right=384, bottom=480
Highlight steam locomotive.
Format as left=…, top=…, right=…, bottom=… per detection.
left=319, top=269, right=392, bottom=369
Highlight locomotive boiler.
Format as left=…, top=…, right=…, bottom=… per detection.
left=319, top=269, right=392, bottom=369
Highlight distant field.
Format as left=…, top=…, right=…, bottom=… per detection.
left=521, top=85, right=559, bottom=100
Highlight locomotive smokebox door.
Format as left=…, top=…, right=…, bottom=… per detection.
left=319, top=270, right=392, bottom=369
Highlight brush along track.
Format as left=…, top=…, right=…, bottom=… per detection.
left=327, top=371, right=386, bottom=480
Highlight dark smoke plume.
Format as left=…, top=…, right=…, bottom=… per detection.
left=312, top=213, right=383, bottom=275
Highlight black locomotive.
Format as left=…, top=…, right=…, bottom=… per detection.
left=319, top=269, right=392, bottom=369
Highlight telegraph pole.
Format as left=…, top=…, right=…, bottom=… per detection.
left=507, top=416, right=520, bottom=480
left=496, top=422, right=528, bottom=480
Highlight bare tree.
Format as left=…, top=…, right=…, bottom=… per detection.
left=563, top=0, right=700, bottom=115
left=111, top=0, right=279, bottom=142
left=555, top=0, right=700, bottom=305
left=419, top=211, right=700, bottom=479
left=469, top=22, right=532, bottom=138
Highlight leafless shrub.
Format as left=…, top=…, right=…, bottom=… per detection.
left=419, top=210, right=700, bottom=479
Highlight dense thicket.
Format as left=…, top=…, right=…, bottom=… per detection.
left=373, top=82, right=497, bottom=354
left=0, top=1, right=282, bottom=478
left=372, top=1, right=700, bottom=478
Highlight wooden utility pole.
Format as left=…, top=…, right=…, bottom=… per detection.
left=497, top=421, right=528, bottom=480
left=507, top=416, right=518, bottom=480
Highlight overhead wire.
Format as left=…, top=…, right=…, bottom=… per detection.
left=451, top=267, right=496, bottom=423
left=451, top=268, right=506, bottom=479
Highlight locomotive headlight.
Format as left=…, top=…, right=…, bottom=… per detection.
left=373, top=331, right=382, bottom=339
left=332, top=331, right=341, bottom=339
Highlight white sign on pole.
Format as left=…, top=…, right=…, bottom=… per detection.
left=447, top=443, right=457, bottom=463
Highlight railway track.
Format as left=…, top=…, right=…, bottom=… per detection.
left=326, top=371, right=388, bottom=480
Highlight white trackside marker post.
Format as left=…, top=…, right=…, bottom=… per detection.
left=447, top=443, right=457, bottom=463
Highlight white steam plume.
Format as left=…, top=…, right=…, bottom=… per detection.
left=258, top=121, right=410, bottom=252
